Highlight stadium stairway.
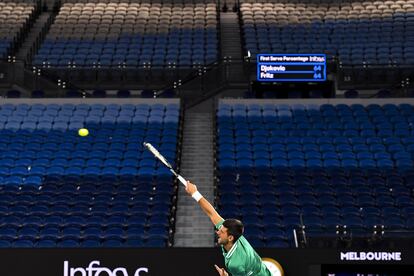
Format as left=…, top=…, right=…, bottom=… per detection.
left=16, top=12, right=52, bottom=64
left=220, top=12, right=243, bottom=60
left=174, top=108, right=215, bottom=247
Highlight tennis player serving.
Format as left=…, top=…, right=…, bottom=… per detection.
left=185, top=181, right=272, bottom=276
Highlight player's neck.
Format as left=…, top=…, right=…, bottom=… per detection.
left=224, top=242, right=234, bottom=252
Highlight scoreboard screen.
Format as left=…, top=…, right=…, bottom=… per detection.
left=257, top=54, right=326, bottom=82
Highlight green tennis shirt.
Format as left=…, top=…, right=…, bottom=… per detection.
left=215, top=220, right=272, bottom=276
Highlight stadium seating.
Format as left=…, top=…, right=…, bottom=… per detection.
left=0, top=0, right=36, bottom=59
left=0, top=100, right=181, bottom=247
left=240, top=0, right=414, bottom=66
left=216, top=101, right=414, bottom=248
left=32, top=0, right=218, bottom=68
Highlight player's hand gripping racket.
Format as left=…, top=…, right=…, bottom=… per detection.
left=143, top=142, right=187, bottom=187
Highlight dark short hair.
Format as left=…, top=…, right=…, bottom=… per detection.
left=223, top=219, right=244, bottom=242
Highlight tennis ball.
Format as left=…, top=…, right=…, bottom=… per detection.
left=78, top=128, right=89, bottom=137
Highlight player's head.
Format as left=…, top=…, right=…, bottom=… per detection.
left=216, top=219, right=244, bottom=246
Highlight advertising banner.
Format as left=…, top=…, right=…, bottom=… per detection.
left=0, top=248, right=413, bottom=276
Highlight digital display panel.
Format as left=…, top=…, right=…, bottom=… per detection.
left=321, top=264, right=412, bottom=276
left=257, top=54, right=326, bottom=82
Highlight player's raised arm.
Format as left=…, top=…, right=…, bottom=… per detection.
left=185, top=181, right=224, bottom=226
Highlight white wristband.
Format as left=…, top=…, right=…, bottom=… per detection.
left=192, top=191, right=203, bottom=202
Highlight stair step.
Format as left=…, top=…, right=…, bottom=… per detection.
left=175, top=232, right=213, bottom=237
left=174, top=217, right=213, bottom=222
left=174, top=233, right=214, bottom=239
left=175, top=216, right=212, bottom=223
left=174, top=240, right=214, bottom=247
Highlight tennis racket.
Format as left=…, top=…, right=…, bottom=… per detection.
left=143, top=142, right=187, bottom=187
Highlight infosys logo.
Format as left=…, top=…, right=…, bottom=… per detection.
left=340, top=252, right=402, bottom=261
left=63, top=260, right=149, bottom=276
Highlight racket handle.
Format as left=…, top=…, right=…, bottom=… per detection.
left=176, top=175, right=187, bottom=187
